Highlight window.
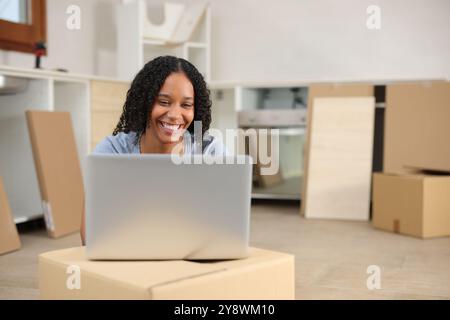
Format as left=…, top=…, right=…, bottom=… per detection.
left=0, top=0, right=47, bottom=54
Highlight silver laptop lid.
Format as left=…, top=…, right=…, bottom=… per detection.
left=85, top=154, right=252, bottom=260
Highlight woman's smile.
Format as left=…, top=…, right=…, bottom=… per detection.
left=157, top=120, right=185, bottom=136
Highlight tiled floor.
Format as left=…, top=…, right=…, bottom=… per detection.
left=1, top=200, right=450, bottom=299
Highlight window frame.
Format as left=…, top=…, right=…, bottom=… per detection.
left=0, top=0, right=47, bottom=54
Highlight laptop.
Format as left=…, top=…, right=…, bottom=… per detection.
left=85, top=154, right=252, bottom=260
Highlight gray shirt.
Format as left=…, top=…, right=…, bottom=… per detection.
left=93, top=131, right=228, bottom=156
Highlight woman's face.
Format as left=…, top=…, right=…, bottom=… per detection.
left=148, top=72, right=195, bottom=145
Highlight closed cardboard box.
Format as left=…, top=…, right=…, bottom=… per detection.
left=372, top=173, right=450, bottom=238
left=39, top=246, right=295, bottom=300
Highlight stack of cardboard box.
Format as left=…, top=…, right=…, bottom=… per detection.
left=372, top=81, right=450, bottom=238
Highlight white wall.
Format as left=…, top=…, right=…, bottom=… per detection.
left=1, top=0, right=449, bottom=82
left=208, top=0, right=450, bottom=82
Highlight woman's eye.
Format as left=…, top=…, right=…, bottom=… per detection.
left=159, top=100, right=170, bottom=106
left=183, top=104, right=193, bottom=108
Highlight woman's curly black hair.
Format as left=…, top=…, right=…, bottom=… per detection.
left=113, top=56, right=212, bottom=144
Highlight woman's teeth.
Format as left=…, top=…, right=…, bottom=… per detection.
left=160, top=121, right=182, bottom=131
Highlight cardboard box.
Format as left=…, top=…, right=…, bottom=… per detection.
left=384, top=81, right=450, bottom=173
left=26, top=111, right=84, bottom=238
left=0, top=177, right=21, bottom=255
left=39, top=246, right=295, bottom=300
left=372, top=173, right=450, bottom=238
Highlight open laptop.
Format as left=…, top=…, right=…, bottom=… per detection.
left=85, top=154, right=252, bottom=260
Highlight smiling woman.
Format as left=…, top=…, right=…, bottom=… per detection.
left=93, top=56, right=227, bottom=156
left=81, top=56, right=227, bottom=244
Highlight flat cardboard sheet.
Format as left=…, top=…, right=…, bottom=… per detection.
left=0, top=177, right=21, bottom=255
left=302, top=97, right=375, bottom=220
left=26, top=111, right=84, bottom=238
left=301, top=84, right=374, bottom=216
